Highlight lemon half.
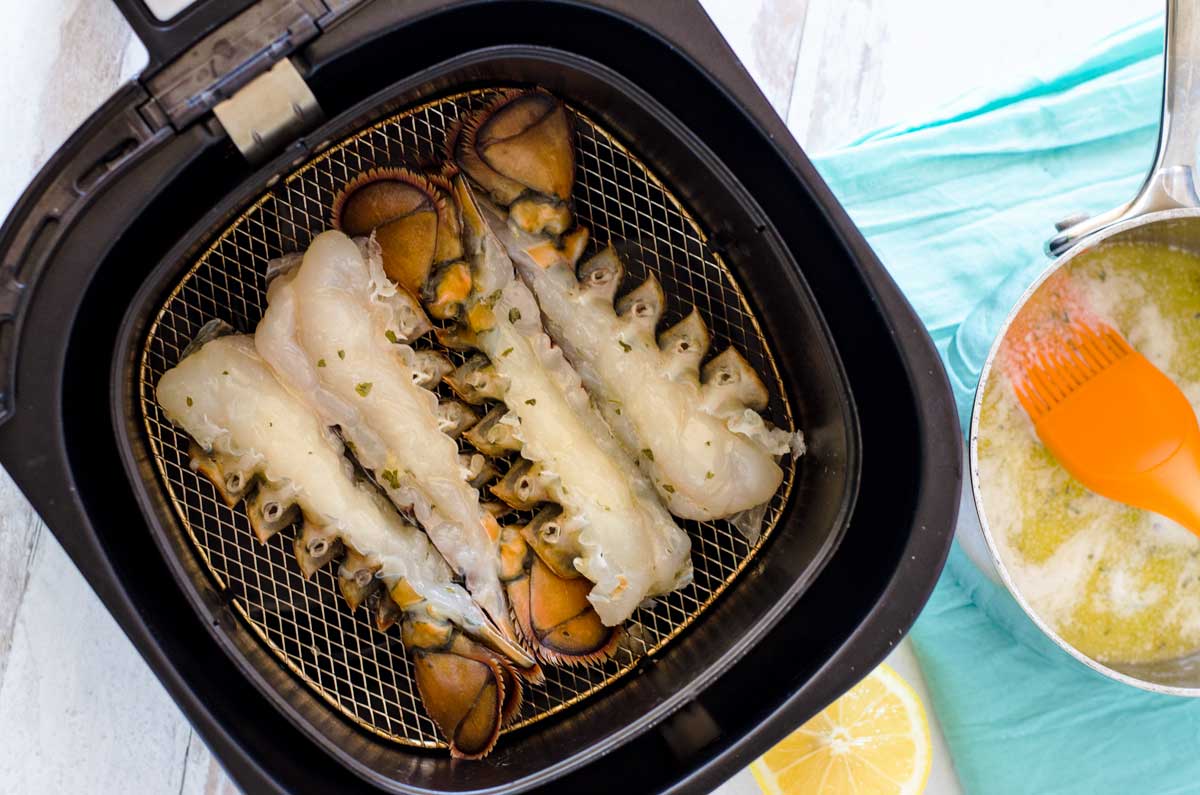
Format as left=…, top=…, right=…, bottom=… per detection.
left=750, top=663, right=931, bottom=795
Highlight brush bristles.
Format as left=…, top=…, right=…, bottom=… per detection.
left=1013, top=321, right=1131, bottom=420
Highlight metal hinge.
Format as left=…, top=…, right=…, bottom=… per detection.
left=138, top=0, right=362, bottom=161
left=213, top=58, right=322, bottom=162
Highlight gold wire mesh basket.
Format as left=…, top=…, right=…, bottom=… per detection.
left=137, top=89, right=796, bottom=749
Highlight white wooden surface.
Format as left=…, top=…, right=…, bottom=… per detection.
left=0, top=0, right=1160, bottom=792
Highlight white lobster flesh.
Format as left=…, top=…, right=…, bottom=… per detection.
left=455, top=178, right=693, bottom=626
left=157, top=334, right=489, bottom=632
left=157, top=333, right=530, bottom=757
left=488, top=220, right=791, bottom=522
left=254, top=231, right=521, bottom=652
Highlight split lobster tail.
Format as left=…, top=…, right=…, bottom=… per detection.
left=163, top=334, right=536, bottom=758
left=500, top=525, right=620, bottom=666
left=451, top=170, right=694, bottom=627
left=344, top=567, right=525, bottom=758
left=451, top=86, right=798, bottom=530
left=191, top=440, right=525, bottom=759
left=332, top=167, right=474, bottom=319
left=450, top=89, right=575, bottom=238
left=329, top=161, right=628, bottom=663
left=256, top=230, right=545, bottom=674
left=403, top=616, right=523, bottom=758
left=392, top=580, right=524, bottom=758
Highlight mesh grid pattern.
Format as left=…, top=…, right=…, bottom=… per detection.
left=138, top=90, right=795, bottom=748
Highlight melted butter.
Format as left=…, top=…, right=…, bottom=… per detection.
left=980, top=242, right=1200, bottom=664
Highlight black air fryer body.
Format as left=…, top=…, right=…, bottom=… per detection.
left=0, top=1, right=960, bottom=793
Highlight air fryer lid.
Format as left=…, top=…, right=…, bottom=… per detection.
left=0, top=1, right=959, bottom=793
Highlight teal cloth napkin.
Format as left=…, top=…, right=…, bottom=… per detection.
left=810, top=14, right=1200, bottom=794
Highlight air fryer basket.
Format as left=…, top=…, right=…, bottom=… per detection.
left=0, top=2, right=959, bottom=793
left=117, top=53, right=856, bottom=791
left=138, top=88, right=801, bottom=749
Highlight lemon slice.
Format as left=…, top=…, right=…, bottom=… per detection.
left=750, top=663, right=931, bottom=795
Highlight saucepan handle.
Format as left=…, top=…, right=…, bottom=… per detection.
left=1047, top=0, right=1200, bottom=256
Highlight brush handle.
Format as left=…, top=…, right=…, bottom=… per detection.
left=1047, top=0, right=1200, bottom=255
left=1143, top=433, right=1200, bottom=538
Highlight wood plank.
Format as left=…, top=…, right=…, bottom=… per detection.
left=0, top=1, right=207, bottom=792
left=0, top=469, right=45, bottom=689
left=0, top=0, right=144, bottom=219
left=786, top=0, right=890, bottom=153
left=699, top=0, right=810, bottom=117
left=0, top=526, right=192, bottom=793
left=788, top=0, right=1160, bottom=154
left=180, top=731, right=243, bottom=795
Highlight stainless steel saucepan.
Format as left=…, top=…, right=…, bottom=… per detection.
left=970, top=0, right=1200, bottom=695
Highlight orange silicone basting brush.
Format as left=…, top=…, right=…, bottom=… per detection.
left=1013, top=321, right=1200, bottom=536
